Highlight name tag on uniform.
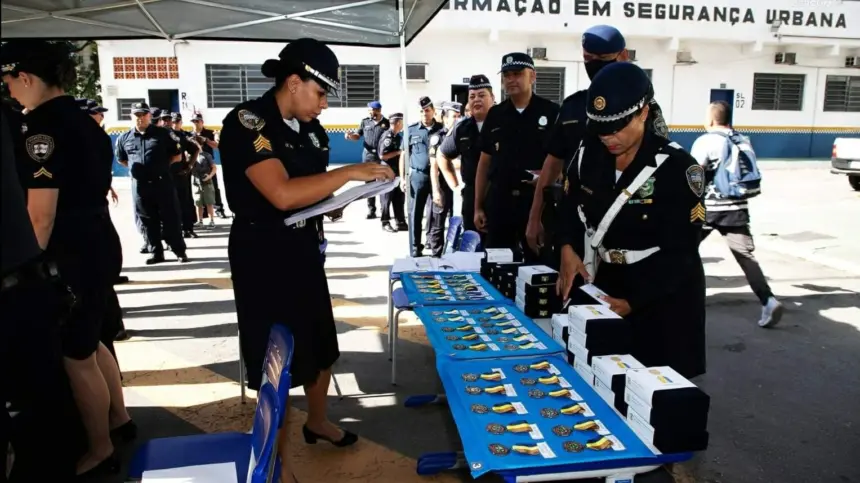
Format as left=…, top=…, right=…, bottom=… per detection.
left=627, top=199, right=653, bottom=205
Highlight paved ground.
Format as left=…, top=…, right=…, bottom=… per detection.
left=91, top=160, right=858, bottom=483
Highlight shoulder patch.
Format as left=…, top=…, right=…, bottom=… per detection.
left=383, top=138, right=391, bottom=147
left=238, top=109, right=266, bottom=131
left=686, top=165, right=705, bottom=198
left=26, top=134, right=54, bottom=162
left=169, top=131, right=180, bottom=142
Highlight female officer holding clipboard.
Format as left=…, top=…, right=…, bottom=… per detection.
left=218, top=38, right=393, bottom=483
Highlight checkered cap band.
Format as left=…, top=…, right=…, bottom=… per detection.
left=303, top=63, right=338, bottom=90
left=502, top=60, right=535, bottom=70
left=587, top=96, right=648, bottom=122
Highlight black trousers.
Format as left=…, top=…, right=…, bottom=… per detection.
left=212, top=173, right=225, bottom=213
left=171, top=170, right=196, bottom=231
left=380, top=185, right=406, bottom=225
left=134, top=176, right=187, bottom=255
left=701, top=223, right=773, bottom=305
left=486, top=185, right=538, bottom=263
left=427, top=184, right=453, bottom=257
left=1, top=272, right=80, bottom=481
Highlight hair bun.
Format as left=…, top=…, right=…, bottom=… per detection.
left=261, top=59, right=281, bottom=78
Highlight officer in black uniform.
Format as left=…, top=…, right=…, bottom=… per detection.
left=474, top=52, right=560, bottom=262
left=190, top=112, right=228, bottom=218
left=1, top=101, right=80, bottom=483
left=346, top=100, right=389, bottom=219
left=438, top=74, right=495, bottom=234
left=556, top=62, right=706, bottom=379
left=219, top=38, right=393, bottom=483
left=377, top=112, right=407, bottom=232
left=527, top=25, right=669, bottom=264
left=168, top=112, right=201, bottom=237
left=427, top=101, right=461, bottom=255
left=400, top=96, right=444, bottom=257
left=2, top=40, right=134, bottom=477
left=115, top=102, right=190, bottom=264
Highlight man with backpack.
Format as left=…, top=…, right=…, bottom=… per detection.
left=691, top=101, right=783, bottom=328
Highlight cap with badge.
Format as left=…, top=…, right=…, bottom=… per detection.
left=131, top=101, right=151, bottom=115
left=442, top=101, right=464, bottom=116
left=0, top=40, right=72, bottom=79
left=389, top=112, right=403, bottom=121
left=86, top=99, right=108, bottom=114
left=76, top=98, right=90, bottom=111
left=419, top=96, right=433, bottom=109
left=586, top=62, right=653, bottom=136
left=171, top=112, right=182, bottom=122
left=499, top=52, right=535, bottom=73
left=160, top=111, right=173, bottom=120
left=468, top=74, right=492, bottom=91
left=191, top=113, right=204, bottom=123
left=261, top=38, right=341, bottom=96
left=368, top=101, right=382, bottom=110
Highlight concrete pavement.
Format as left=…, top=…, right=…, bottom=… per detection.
left=91, top=161, right=858, bottom=483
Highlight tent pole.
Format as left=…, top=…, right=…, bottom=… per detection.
left=397, top=0, right=409, bottom=207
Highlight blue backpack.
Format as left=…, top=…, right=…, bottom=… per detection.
left=712, top=130, right=762, bottom=200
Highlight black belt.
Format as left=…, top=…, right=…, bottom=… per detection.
left=363, top=144, right=377, bottom=154
left=1, top=258, right=60, bottom=293
left=234, top=215, right=309, bottom=230
left=410, top=166, right=430, bottom=174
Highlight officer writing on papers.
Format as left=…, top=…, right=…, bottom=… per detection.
left=526, top=25, right=669, bottom=264
left=474, top=52, right=560, bottom=262
left=346, top=100, right=389, bottom=219
left=555, top=62, right=707, bottom=379
left=219, top=38, right=393, bottom=483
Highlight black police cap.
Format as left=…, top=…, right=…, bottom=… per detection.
left=419, top=96, right=433, bottom=109
left=389, top=112, right=404, bottom=121
left=160, top=111, right=173, bottom=120
left=191, top=113, right=204, bottom=122
left=86, top=99, right=107, bottom=113
left=131, top=101, right=151, bottom=114
left=171, top=112, right=182, bottom=121
left=586, top=62, right=653, bottom=136
left=499, top=52, right=535, bottom=73
left=262, top=38, right=341, bottom=96
left=75, top=98, right=90, bottom=110
left=468, top=74, right=492, bottom=91
left=0, top=40, right=72, bottom=78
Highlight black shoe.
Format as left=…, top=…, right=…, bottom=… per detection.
left=188, top=230, right=199, bottom=238
left=114, top=275, right=129, bottom=285
left=217, top=210, right=229, bottom=219
left=366, top=211, right=377, bottom=220
left=382, top=223, right=396, bottom=233
left=176, top=253, right=190, bottom=263
left=302, top=425, right=358, bottom=447
left=114, top=329, right=130, bottom=341
left=396, top=222, right=408, bottom=232
left=139, top=244, right=150, bottom=254
left=111, top=419, right=138, bottom=442
left=75, top=455, right=120, bottom=479
left=183, top=231, right=191, bottom=239
left=146, top=252, right=166, bottom=265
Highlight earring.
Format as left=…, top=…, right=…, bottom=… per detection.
left=290, top=88, right=297, bottom=94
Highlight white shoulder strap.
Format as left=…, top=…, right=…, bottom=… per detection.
left=576, top=140, right=585, bottom=177
left=590, top=152, right=669, bottom=248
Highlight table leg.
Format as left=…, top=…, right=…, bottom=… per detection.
left=387, top=279, right=395, bottom=361
left=391, top=309, right=402, bottom=385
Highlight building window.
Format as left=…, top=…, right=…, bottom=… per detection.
left=328, top=65, right=380, bottom=108
left=113, top=57, right=178, bottom=80
left=751, top=73, right=804, bottom=111
left=116, top=98, right=146, bottom=119
left=823, top=75, right=860, bottom=112
left=205, top=64, right=272, bottom=109
left=500, top=67, right=566, bottom=104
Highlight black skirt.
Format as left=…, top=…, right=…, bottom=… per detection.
left=228, top=218, right=340, bottom=390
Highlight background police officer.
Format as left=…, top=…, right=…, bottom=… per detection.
left=169, top=112, right=201, bottom=237
left=346, top=100, right=389, bottom=219
left=474, top=53, right=560, bottom=262
left=115, top=102, right=190, bottom=264
left=438, top=74, right=495, bottom=234
left=377, top=112, right=407, bottom=232
left=190, top=113, right=228, bottom=219
left=428, top=101, right=461, bottom=255
left=527, top=25, right=670, bottom=263
left=400, top=96, right=444, bottom=257
left=556, top=62, right=706, bottom=379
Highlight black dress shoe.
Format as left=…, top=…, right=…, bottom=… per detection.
left=111, top=419, right=138, bottom=442
left=139, top=244, right=150, bottom=254
left=114, top=329, right=130, bottom=341
left=366, top=211, right=377, bottom=220
left=146, top=252, right=165, bottom=265
left=76, top=455, right=120, bottom=480
left=189, top=230, right=199, bottom=238
left=302, top=425, right=358, bottom=447
left=177, top=254, right=190, bottom=263
left=396, top=222, right=408, bottom=232
left=114, top=275, right=129, bottom=284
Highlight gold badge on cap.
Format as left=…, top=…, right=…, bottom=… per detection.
left=593, top=96, right=606, bottom=111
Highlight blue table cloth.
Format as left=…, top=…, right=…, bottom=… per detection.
left=437, top=354, right=673, bottom=479
left=414, top=303, right=564, bottom=360
left=400, top=272, right=509, bottom=306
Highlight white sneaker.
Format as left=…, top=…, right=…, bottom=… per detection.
left=758, top=297, right=784, bottom=328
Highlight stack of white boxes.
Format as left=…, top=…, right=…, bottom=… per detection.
left=623, top=367, right=710, bottom=453
left=514, top=266, right=561, bottom=321
left=557, top=303, right=633, bottom=383
left=591, top=354, right=645, bottom=416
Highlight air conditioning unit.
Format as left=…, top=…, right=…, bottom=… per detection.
left=528, top=47, right=548, bottom=60
left=775, top=52, right=797, bottom=65
left=845, top=56, right=860, bottom=68
left=401, top=63, right=428, bottom=82
left=628, top=49, right=637, bottom=62
left=676, top=51, right=695, bottom=64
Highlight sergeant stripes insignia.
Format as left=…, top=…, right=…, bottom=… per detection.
left=253, top=134, right=272, bottom=153
left=33, top=167, right=52, bottom=179
left=690, top=202, right=706, bottom=223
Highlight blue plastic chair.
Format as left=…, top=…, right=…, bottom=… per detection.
left=443, top=216, right=464, bottom=254
left=458, top=230, right=482, bottom=252
left=262, top=324, right=295, bottom=417
left=128, top=383, right=281, bottom=483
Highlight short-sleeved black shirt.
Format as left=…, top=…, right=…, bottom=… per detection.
left=1, top=106, right=41, bottom=275
left=197, top=128, right=217, bottom=156
left=478, top=94, right=560, bottom=187
left=16, top=95, right=107, bottom=214
left=546, top=90, right=588, bottom=164
left=219, top=88, right=328, bottom=221
left=439, top=115, right=482, bottom=187
left=115, top=124, right=182, bottom=180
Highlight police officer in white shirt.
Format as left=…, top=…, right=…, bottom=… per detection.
left=690, top=101, right=783, bottom=328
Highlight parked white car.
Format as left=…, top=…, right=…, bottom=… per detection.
left=831, top=138, right=860, bottom=191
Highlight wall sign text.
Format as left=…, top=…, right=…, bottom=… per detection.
left=446, top=0, right=561, bottom=16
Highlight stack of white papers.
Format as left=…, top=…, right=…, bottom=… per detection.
left=391, top=252, right=484, bottom=274
left=141, top=462, right=238, bottom=483
left=285, top=178, right=399, bottom=226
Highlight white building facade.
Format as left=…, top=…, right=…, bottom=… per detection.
left=98, top=0, right=860, bottom=170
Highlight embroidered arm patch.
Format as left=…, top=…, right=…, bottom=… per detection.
left=686, top=165, right=705, bottom=198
